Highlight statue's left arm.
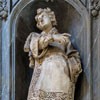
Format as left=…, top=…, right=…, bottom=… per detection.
left=52, top=33, right=71, bottom=51
left=66, top=41, right=82, bottom=83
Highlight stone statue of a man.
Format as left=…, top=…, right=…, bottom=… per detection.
left=24, top=7, right=82, bottom=100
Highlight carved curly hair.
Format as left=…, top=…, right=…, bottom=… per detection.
left=35, top=7, right=57, bottom=26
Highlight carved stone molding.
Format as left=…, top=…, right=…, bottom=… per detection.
left=91, top=0, right=100, bottom=17
left=0, top=0, right=8, bottom=20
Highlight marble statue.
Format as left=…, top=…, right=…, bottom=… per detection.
left=24, top=7, right=82, bottom=100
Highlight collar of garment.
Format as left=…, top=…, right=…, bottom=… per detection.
left=41, top=27, right=58, bottom=35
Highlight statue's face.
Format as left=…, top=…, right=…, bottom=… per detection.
left=36, top=12, right=52, bottom=31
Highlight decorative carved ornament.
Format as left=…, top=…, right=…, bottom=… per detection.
left=91, top=0, right=100, bottom=17
left=0, top=0, right=8, bottom=20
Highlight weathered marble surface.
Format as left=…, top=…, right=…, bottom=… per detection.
left=23, top=7, right=82, bottom=100
left=0, top=0, right=100, bottom=100
left=15, top=1, right=83, bottom=100
left=14, top=1, right=91, bottom=100
left=2, top=20, right=10, bottom=100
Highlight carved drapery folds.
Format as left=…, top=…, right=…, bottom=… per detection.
left=0, top=0, right=8, bottom=20
left=91, top=0, right=100, bottom=17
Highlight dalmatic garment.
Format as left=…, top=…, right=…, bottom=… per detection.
left=24, top=28, right=82, bottom=100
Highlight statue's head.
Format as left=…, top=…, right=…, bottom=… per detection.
left=35, top=8, right=57, bottom=31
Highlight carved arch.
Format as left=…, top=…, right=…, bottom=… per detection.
left=7, top=0, right=91, bottom=100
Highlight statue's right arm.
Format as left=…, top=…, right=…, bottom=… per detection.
left=38, top=34, right=53, bottom=50
left=24, top=33, right=33, bottom=52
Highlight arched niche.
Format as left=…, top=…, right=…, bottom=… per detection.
left=9, top=0, right=91, bottom=100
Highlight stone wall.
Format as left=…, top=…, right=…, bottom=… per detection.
left=92, top=4, right=100, bottom=99
left=0, top=0, right=100, bottom=100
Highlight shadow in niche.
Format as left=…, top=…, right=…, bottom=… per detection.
left=74, top=71, right=89, bottom=100
left=74, top=73, right=83, bottom=100
left=74, top=59, right=89, bottom=100
left=15, top=0, right=86, bottom=100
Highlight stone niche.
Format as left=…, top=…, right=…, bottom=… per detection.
left=9, top=0, right=91, bottom=100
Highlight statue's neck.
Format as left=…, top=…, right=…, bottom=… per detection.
left=43, top=26, right=52, bottom=34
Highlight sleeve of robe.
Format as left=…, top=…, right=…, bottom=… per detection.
left=28, top=33, right=49, bottom=59
left=66, top=39, right=82, bottom=83
left=24, top=32, right=36, bottom=68
left=24, top=33, right=33, bottom=52
left=24, top=32, right=48, bottom=67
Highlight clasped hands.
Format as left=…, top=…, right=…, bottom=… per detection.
left=39, top=33, right=69, bottom=50
left=41, top=33, right=69, bottom=44
left=43, top=34, right=54, bottom=43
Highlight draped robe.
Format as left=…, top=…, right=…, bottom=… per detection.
left=24, top=28, right=82, bottom=100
